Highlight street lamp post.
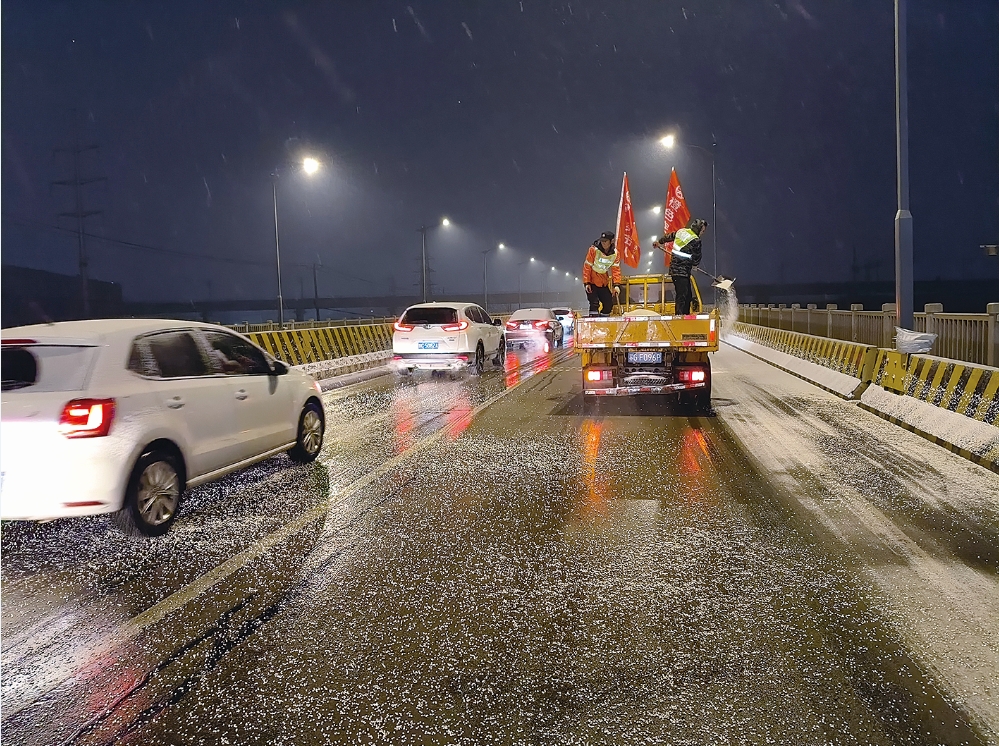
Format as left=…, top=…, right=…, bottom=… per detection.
left=418, top=217, right=450, bottom=304
left=894, top=0, right=914, bottom=330
left=271, top=176, right=284, bottom=327
left=481, top=243, right=505, bottom=312
left=272, top=156, right=321, bottom=328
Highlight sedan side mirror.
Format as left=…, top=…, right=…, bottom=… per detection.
left=492, top=318, right=503, bottom=326
left=270, top=359, right=290, bottom=376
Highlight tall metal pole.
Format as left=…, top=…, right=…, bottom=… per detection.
left=894, top=0, right=914, bottom=331
left=313, top=261, right=320, bottom=321
left=272, top=177, right=285, bottom=327
left=711, top=143, right=718, bottom=308
left=482, top=252, right=488, bottom=311
left=419, top=225, right=428, bottom=303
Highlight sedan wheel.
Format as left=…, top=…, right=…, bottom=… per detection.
left=290, top=401, right=325, bottom=463
left=114, top=450, right=184, bottom=537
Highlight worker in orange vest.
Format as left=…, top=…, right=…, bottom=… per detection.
left=582, top=231, right=622, bottom=316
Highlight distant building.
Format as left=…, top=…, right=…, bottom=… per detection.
left=1, top=265, right=123, bottom=328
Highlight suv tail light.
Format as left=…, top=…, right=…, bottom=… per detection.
left=59, top=399, right=116, bottom=438
left=393, top=320, right=415, bottom=332
left=441, top=321, right=469, bottom=332
left=532, top=320, right=549, bottom=330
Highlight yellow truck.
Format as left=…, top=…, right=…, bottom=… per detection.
left=576, top=273, right=719, bottom=410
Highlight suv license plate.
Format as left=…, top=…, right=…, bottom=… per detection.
left=418, top=341, right=439, bottom=350
left=627, top=351, right=662, bottom=364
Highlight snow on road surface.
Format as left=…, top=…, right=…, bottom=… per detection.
left=713, top=343, right=999, bottom=740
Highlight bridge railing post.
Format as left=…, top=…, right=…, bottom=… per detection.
left=826, top=304, right=837, bottom=339
left=881, top=303, right=896, bottom=349
left=850, top=304, right=863, bottom=343
left=924, top=303, right=943, bottom=356
left=806, top=304, right=817, bottom=335
left=988, top=303, right=999, bottom=367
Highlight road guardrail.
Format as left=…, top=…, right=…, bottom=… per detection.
left=739, top=302, right=999, bottom=367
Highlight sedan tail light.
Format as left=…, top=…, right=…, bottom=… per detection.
left=441, top=321, right=469, bottom=332
left=59, top=398, right=115, bottom=438
left=393, top=320, right=415, bottom=332
left=532, top=320, right=549, bottom=329
left=505, top=321, right=519, bottom=330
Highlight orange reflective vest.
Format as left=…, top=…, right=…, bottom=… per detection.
left=582, top=245, right=622, bottom=288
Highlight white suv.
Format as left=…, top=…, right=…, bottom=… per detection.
left=391, top=302, right=504, bottom=376
left=0, top=319, right=325, bottom=536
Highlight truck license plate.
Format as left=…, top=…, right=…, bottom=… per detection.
left=418, top=341, right=439, bottom=350
left=627, top=351, right=662, bottom=364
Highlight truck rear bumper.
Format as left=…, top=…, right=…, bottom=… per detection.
left=584, top=381, right=707, bottom=396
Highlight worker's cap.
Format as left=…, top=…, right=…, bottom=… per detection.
left=599, top=231, right=615, bottom=241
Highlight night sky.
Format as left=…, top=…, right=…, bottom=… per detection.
left=2, top=1, right=997, bottom=307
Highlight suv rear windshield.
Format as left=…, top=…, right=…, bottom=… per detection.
left=402, top=307, right=458, bottom=325
left=1, top=344, right=98, bottom=392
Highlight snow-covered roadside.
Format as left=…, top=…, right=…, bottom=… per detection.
left=723, top=334, right=862, bottom=398
left=295, top=351, right=392, bottom=381
left=712, top=344, right=999, bottom=740
left=725, top=329, right=999, bottom=471
left=861, top=384, right=999, bottom=465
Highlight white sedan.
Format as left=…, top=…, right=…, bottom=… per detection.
left=504, top=308, right=564, bottom=352
left=391, top=302, right=505, bottom=376
left=0, top=319, right=325, bottom=536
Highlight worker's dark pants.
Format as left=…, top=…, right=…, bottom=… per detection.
left=674, top=275, right=693, bottom=315
left=586, top=284, right=615, bottom=316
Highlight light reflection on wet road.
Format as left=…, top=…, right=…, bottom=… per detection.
left=0, top=339, right=988, bottom=745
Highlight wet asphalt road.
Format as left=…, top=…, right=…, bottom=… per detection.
left=1, top=344, right=990, bottom=745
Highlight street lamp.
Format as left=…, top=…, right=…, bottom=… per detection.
left=482, top=242, right=505, bottom=312
left=417, top=217, right=451, bottom=303
left=651, top=205, right=661, bottom=215
left=662, top=133, right=718, bottom=305
left=272, top=155, right=321, bottom=327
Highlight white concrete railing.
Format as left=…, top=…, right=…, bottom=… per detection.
left=739, top=302, right=999, bottom=367
left=226, top=318, right=396, bottom=334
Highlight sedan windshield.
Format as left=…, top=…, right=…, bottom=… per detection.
left=402, top=307, right=458, bottom=325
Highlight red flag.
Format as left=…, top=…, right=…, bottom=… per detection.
left=661, top=168, right=691, bottom=268
left=615, top=172, right=641, bottom=268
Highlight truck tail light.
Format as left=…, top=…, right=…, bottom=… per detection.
left=677, top=368, right=707, bottom=383
left=585, top=369, right=611, bottom=382
left=394, top=320, right=414, bottom=332
left=441, top=321, right=469, bottom=332
left=59, top=399, right=116, bottom=438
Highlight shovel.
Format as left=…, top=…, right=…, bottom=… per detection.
left=694, top=266, right=736, bottom=291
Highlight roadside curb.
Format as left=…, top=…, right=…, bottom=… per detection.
left=721, top=338, right=862, bottom=400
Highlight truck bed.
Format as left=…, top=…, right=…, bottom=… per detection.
left=575, top=312, right=719, bottom=352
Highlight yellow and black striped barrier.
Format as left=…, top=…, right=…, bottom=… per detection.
left=245, top=323, right=394, bottom=367
left=731, top=322, right=878, bottom=382
left=729, top=321, right=999, bottom=471
left=871, top=349, right=999, bottom=426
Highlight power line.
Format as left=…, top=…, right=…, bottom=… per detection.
left=2, top=215, right=373, bottom=284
